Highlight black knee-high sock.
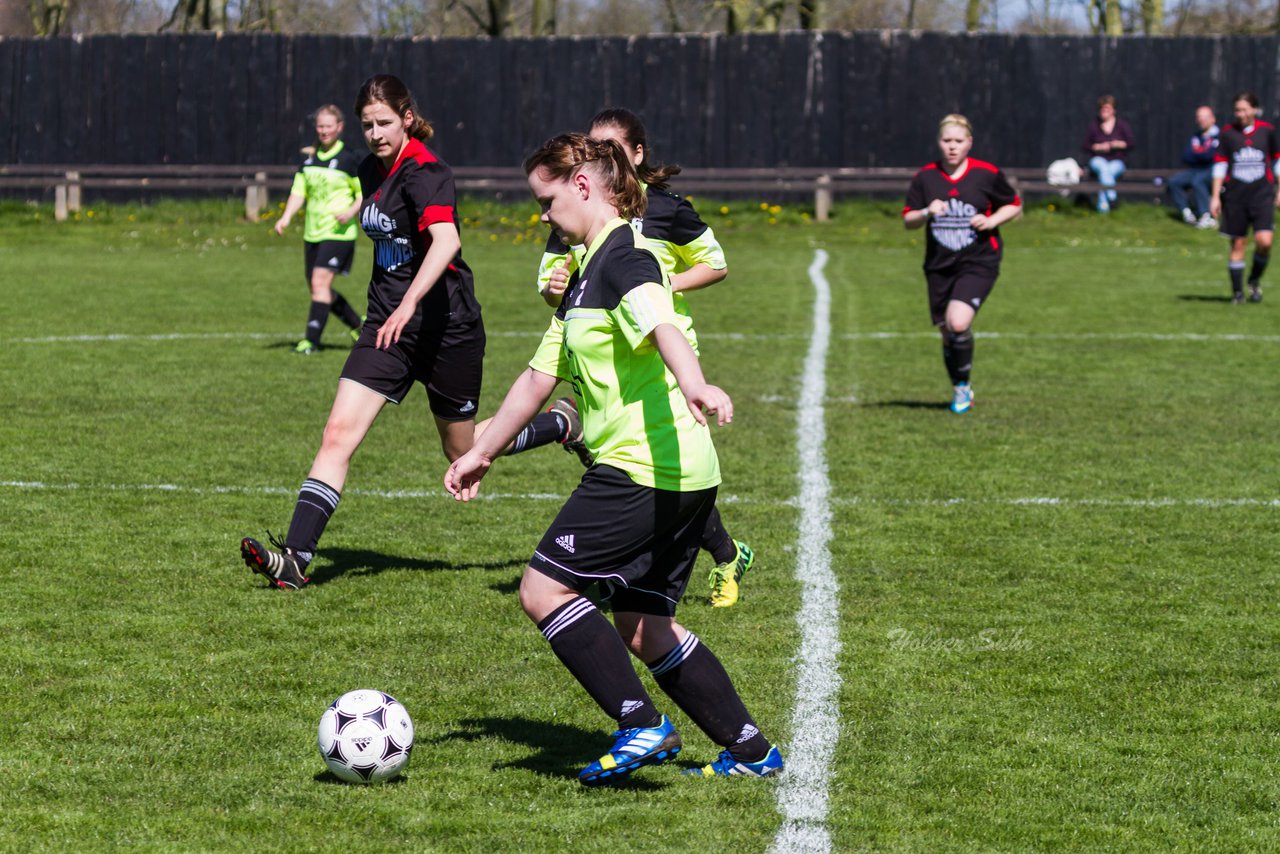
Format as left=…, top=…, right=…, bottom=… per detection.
left=305, top=301, right=332, bottom=345
left=538, top=597, right=659, bottom=728
left=700, top=505, right=737, bottom=565
left=1229, top=260, right=1246, bottom=295
left=284, top=478, right=340, bottom=568
left=649, top=632, right=770, bottom=762
left=331, top=291, right=362, bottom=328
left=1250, top=253, right=1270, bottom=285
left=942, top=329, right=974, bottom=385
left=506, top=411, right=569, bottom=456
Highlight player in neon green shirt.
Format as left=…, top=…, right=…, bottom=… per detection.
left=445, top=133, right=783, bottom=785
left=533, top=108, right=752, bottom=608
left=275, top=105, right=365, bottom=354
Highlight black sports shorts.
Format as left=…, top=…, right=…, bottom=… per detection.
left=304, top=240, right=356, bottom=277
left=529, top=464, right=717, bottom=616
left=926, top=265, right=998, bottom=327
left=1220, top=185, right=1276, bottom=238
left=339, top=317, right=485, bottom=419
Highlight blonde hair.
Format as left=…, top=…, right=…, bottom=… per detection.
left=523, top=132, right=647, bottom=220
left=314, top=104, right=344, bottom=124
left=938, top=113, right=973, bottom=138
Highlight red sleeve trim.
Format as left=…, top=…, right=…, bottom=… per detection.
left=969, top=159, right=1000, bottom=173
left=1214, top=152, right=1229, bottom=163
left=418, top=204, right=455, bottom=231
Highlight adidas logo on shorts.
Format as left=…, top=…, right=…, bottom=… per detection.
left=556, top=534, right=575, bottom=554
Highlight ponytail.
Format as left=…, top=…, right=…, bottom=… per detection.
left=524, top=133, right=647, bottom=220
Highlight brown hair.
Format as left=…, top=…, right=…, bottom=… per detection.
left=589, top=107, right=680, bottom=191
left=1234, top=90, right=1260, bottom=109
left=523, top=132, right=647, bottom=220
left=354, top=74, right=434, bottom=142
left=1097, top=94, right=1117, bottom=110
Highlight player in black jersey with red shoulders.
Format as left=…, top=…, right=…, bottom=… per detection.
left=904, top=114, right=1022, bottom=414
left=1210, top=91, right=1280, bottom=305
left=240, top=74, right=485, bottom=589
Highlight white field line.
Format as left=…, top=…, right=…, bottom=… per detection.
left=4, top=480, right=1279, bottom=511
left=11, top=330, right=1280, bottom=345
left=771, top=249, right=840, bottom=854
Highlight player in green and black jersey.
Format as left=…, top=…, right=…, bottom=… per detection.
left=526, top=108, right=752, bottom=608
left=241, top=75, right=484, bottom=591
left=446, top=133, right=783, bottom=785
left=275, top=105, right=366, bottom=354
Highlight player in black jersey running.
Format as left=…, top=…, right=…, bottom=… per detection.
left=274, top=105, right=365, bottom=354
left=241, top=74, right=485, bottom=589
left=904, top=114, right=1021, bottom=414
left=446, top=132, right=782, bottom=784
left=1210, top=91, right=1280, bottom=305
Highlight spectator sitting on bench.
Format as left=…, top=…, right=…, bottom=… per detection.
left=1168, top=105, right=1220, bottom=229
left=1082, top=94, right=1136, bottom=213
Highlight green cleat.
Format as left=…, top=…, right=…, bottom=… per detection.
left=294, top=339, right=318, bottom=355
left=709, top=540, right=754, bottom=607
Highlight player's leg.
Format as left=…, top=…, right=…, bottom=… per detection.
left=296, top=243, right=332, bottom=354
left=520, top=470, right=683, bottom=785
left=1247, top=193, right=1274, bottom=303
left=1250, top=230, right=1272, bottom=302
left=242, top=379, right=387, bottom=588
left=1228, top=233, right=1249, bottom=304
left=612, top=487, right=782, bottom=777
left=320, top=240, right=363, bottom=335
left=521, top=567, right=681, bottom=786
left=474, top=398, right=589, bottom=465
left=612, top=611, right=781, bottom=778
left=702, top=505, right=754, bottom=607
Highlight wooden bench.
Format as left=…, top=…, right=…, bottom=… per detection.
left=0, top=163, right=1178, bottom=223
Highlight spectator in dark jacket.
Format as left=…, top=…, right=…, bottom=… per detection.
left=1082, top=95, right=1136, bottom=213
left=1167, top=105, right=1220, bottom=228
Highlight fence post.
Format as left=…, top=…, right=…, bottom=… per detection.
left=55, top=183, right=68, bottom=221
left=245, top=171, right=268, bottom=221
left=67, top=171, right=82, bottom=214
left=815, top=173, right=832, bottom=223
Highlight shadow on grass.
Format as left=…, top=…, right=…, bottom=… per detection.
left=264, top=340, right=356, bottom=353
left=866, top=400, right=951, bottom=410
left=1176, top=294, right=1234, bottom=303
left=312, top=769, right=408, bottom=786
left=309, top=547, right=525, bottom=586
left=437, top=716, right=668, bottom=789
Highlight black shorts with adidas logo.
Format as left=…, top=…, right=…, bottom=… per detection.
left=339, top=315, right=485, bottom=419
left=304, top=239, right=356, bottom=277
left=529, top=464, right=717, bottom=616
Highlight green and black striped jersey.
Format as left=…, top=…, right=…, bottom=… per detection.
left=290, top=140, right=363, bottom=243
left=529, top=218, right=721, bottom=492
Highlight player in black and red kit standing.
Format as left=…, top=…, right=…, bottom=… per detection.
left=240, top=74, right=485, bottom=589
left=904, top=114, right=1022, bottom=414
left=1209, top=91, right=1280, bottom=305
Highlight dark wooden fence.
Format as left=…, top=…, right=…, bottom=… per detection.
left=2, top=31, right=1279, bottom=171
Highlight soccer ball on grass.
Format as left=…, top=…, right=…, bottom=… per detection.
left=317, top=689, right=414, bottom=783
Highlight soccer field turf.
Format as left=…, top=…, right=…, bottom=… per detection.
left=1, top=198, right=1278, bottom=851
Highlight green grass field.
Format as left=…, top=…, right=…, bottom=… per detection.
left=2, top=195, right=1278, bottom=852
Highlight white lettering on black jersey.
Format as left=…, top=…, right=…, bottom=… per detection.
left=904, top=159, right=1020, bottom=273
